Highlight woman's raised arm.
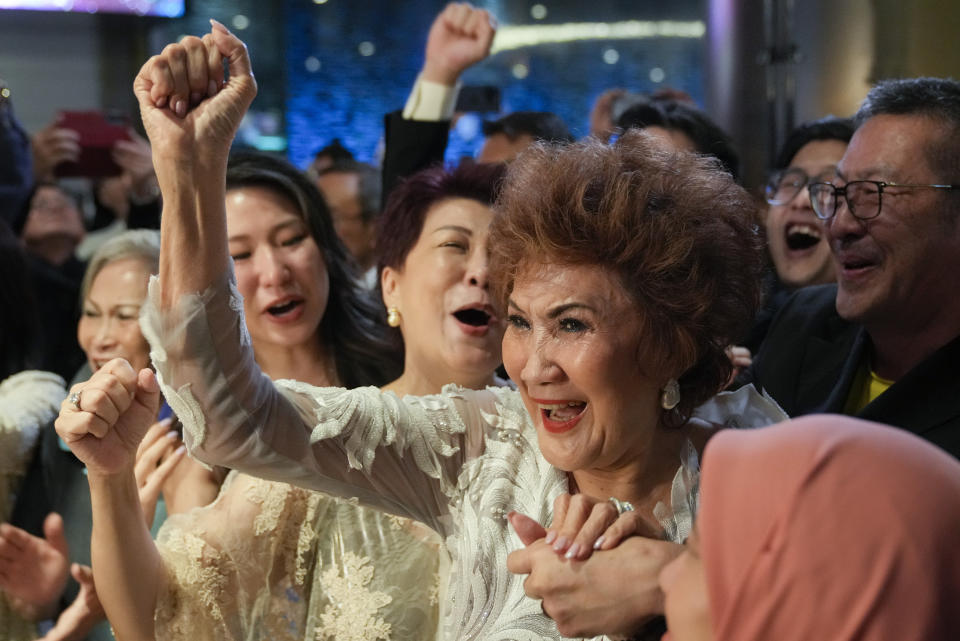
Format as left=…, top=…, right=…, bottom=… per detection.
left=133, top=20, right=256, bottom=305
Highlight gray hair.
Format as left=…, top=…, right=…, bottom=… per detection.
left=855, top=77, right=960, bottom=184
left=80, top=229, right=161, bottom=304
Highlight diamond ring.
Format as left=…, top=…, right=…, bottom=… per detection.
left=608, top=497, right=635, bottom=515
left=68, top=391, right=82, bottom=410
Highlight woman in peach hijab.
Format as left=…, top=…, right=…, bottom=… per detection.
left=660, top=415, right=960, bottom=641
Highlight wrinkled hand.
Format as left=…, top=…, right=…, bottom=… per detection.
left=134, top=417, right=186, bottom=527
left=507, top=512, right=683, bottom=639
left=133, top=19, right=257, bottom=171
left=540, top=494, right=661, bottom=560
left=55, top=359, right=161, bottom=477
left=37, top=564, right=105, bottom=641
left=422, top=2, right=496, bottom=85
left=0, top=513, right=70, bottom=621
left=30, top=123, right=80, bottom=181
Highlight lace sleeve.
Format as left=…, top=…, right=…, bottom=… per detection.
left=155, top=472, right=443, bottom=641
left=141, top=270, right=497, bottom=530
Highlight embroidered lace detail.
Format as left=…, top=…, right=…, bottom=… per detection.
left=165, top=384, right=208, bottom=450
left=158, top=530, right=227, bottom=622
left=144, top=270, right=789, bottom=641
left=246, top=475, right=289, bottom=536
left=428, top=572, right=442, bottom=606
left=226, top=277, right=252, bottom=348
left=654, top=440, right=701, bottom=544
left=315, top=552, right=393, bottom=641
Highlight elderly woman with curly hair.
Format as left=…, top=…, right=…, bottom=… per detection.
left=57, top=25, right=785, bottom=641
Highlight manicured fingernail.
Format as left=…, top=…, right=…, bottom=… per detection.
left=593, top=535, right=605, bottom=550
left=210, top=18, right=230, bottom=34
left=165, top=430, right=179, bottom=439
left=544, top=530, right=556, bottom=545
left=175, top=99, right=186, bottom=117
left=155, top=95, right=167, bottom=108
left=552, top=536, right=567, bottom=552
left=564, top=543, right=581, bottom=559
left=207, top=80, right=217, bottom=96
left=175, top=445, right=186, bottom=455
left=159, top=416, right=173, bottom=426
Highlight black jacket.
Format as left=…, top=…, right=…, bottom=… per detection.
left=742, top=284, right=960, bottom=458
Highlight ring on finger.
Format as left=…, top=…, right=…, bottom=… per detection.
left=68, top=391, right=82, bottom=410
left=608, top=496, right=634, bottom=515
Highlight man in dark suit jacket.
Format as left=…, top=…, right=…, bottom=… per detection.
left=380, top=4, right=572, bottom=205
left=747, top=284, right=960, bottom=456
left=744, top=77, right=960, bottom=458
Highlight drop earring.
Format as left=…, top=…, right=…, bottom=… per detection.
left=661, top=378, right=680, bottom=410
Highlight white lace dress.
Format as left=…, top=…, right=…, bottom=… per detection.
left=142, top=271, right=787, bottom=641
left=0, top=370, right=66, bottom=641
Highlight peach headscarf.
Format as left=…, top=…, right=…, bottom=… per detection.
left=699, top=415, right=960, bottom=641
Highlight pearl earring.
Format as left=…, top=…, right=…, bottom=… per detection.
left=387, top=307, right=402, bottom=327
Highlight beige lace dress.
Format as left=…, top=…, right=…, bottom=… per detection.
left=153, top=471, right=444, bottom=641
left=0, top=370, right=66, bottom=641
left=142, top=271, right=787, bottom=641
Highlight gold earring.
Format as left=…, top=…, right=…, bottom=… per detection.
left=661, top=378, right=680, bottom=410
left=387, top=307, right=401, bottom=327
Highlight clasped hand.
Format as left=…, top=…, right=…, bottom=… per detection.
left=506, top=494, right=683, bottom=639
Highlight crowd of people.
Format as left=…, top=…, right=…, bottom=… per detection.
left=2, top=2, right=959, bottom=641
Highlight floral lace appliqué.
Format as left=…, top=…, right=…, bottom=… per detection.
left=315, top=552, right=393, bottom=641
left=226, top=276, right=252, bottom=348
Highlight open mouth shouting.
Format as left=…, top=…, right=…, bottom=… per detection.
left=264, top=296, right=305, bottom=323
left=784, top=222, right=823, bottom=253
left=535, top=399, right=588, bottom=433
left=452, top=304, right=498, bottom=337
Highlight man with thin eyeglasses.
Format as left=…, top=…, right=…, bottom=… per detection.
left=739, top=77, right=960, bottom=459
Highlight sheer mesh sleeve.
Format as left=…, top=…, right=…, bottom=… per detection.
left=141, top=270, right=498, bottom=532
left=155, top=471, right=443, bottom=641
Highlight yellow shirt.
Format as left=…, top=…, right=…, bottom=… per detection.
left=844, top=361, right=895, bottom=415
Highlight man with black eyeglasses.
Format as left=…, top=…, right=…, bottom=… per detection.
left=740, top=77, right=960, bottom=458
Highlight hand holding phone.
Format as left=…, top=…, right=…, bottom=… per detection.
left=53, top=110, right=131, bottom=178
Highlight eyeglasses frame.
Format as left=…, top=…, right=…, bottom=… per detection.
left=807, top=180, right=960, bottom=221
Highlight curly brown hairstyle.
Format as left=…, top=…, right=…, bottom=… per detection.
left=489, top=130, right=766, bottom=424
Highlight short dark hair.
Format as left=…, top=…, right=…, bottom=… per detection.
left=854, top=77, right=960, bottom=182
left=489, top=131, right=765, bottom=425
left=617, top=100, right=741, bottom=181
left=318, top=160, right=382, bottom=223
left=226, top=151, right=401, bottom=388
left=773, top=116, right=855, bottom=170
left=312, top=138, right=355, bottom=163
left=377, top=162, right=505, bottom=275
left=482, top=111, right=574, bottom=145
